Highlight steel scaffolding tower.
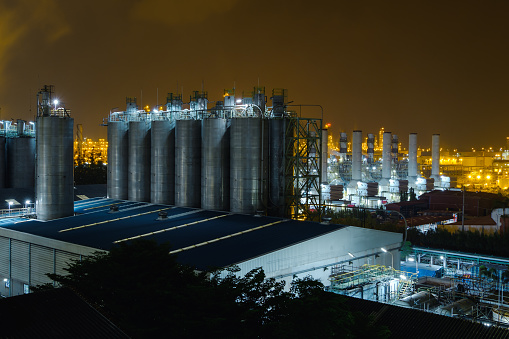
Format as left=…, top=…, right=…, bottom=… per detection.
left=284, top=116, right=322, bottom=219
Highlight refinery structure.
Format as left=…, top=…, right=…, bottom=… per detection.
left=325, top=130, right=451, bottom=209
left=2, top=85, right=509, bottom=331
left=106, top=87, right=458, bottom=219
left=107, top=88, right=325, bottom=219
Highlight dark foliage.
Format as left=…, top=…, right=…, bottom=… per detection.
left=33, top=240, right=390, bottom=338
left=74, top=163, right=107, bottom=185
left=407, top=227, right=509, bottom=257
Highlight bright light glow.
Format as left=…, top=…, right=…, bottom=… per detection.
left=400, top=275, right=406, bottom=280
left=440, top=256, right=444, bottom=259
left=26, top=200, right=30, bottom=205
left=381, top=247, right=387, bottom=253
left=53, top=99, right=59, bottom=106
left=8, top=202, right=12, bottom=206
left=3, top=278, right=7, bottom=282
left=408, top=257, right=415, bottom=262
left=348, top=252, right=355, bottom=258
left=236, top=99, right=242, bottom=104
left=29, top=122, right=34, bottom=125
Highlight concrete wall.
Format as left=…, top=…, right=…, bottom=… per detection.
left=231, top=226, right=402, bottom=289
left=0, top=228, right=99, bottom=297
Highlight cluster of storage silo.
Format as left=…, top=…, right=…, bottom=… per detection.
left=107, top=88, right=292, bottom=216
left=0, top=120, right=36, bottom=189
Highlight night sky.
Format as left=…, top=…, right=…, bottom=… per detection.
left=1, top=0, right=508, bottom=149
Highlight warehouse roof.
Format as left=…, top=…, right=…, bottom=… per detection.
left=344, top=296, right=509, bottom=339
left=1, top=198, right=346, bottom=270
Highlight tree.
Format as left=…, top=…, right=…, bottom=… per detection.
left=33, top=239, right=390, bottom=338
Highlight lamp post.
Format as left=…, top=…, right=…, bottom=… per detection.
left=381, top=247, right=394, bottom=268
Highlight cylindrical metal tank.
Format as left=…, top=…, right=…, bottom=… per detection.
left=268, top=118, right=285, bottom=217
left=175, top=119, right=201, bottom=207
left=151, top=120, right=175, bottom=204
left=408, top=133, right=418, bottom=179
left=201, top=118, right=229, bottom=211
left=107, top=120, right=129, bottom=200
left=432, top=134, right=440, bottom=179
left=35, top=116, right=74, bottom=221
left=352, top=130, right=362, bottom=182
left=230, top=117, right=267, bottom=214
left=128, top=120, right=151, bottom=202
left=0, top=137, right=5, bottom=188
left=6, top=137, right=36, bottom=188
left=382, top=131, right=392, bottom=180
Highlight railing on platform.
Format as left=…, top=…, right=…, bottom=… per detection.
left=0, top=207, right=35, bottom=218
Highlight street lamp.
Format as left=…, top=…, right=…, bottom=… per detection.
left=381, top=247, right=394, bottom=268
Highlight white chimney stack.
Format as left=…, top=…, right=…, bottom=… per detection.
left=431, top=134, right=440, bottom=180
left=408, top=133, right=418, bottom=179
left=382, top=131, right=392, bottom=180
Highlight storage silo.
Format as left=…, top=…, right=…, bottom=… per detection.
left=175, top=119, right=201, bottom=207
left=201, top=118, right=229, bottom=210
left=268, top=118, right=285, bottom=217
left=35, top=85, right=74, bottom=221
left=107, top=119, right=129, bottom=200
left=128, top=120, right=151, bottom=202
left=6, top=136, right=35, bottom=188
left=230, top=117, right=267, bottom=214
left=150, top=119, right=175, bottom=205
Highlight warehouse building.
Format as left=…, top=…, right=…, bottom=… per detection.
left=0, top=197, right=401, bottom=297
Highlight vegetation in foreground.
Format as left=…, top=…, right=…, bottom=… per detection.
left=33, top=240, right=390, bottom=338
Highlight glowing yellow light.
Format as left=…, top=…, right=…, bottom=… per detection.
left=487, top=175, right=491, bottom=179
left=477, top=175, right=481, bottom=179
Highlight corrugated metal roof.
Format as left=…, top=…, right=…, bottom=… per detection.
left=0, top=288, right=128, bottom=338
left=2, top=198, right=345, bottom=270
left=344, top=296, right=509, bottom=338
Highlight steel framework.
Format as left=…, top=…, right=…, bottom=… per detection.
left=284, top=117, right=322, bottom=219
